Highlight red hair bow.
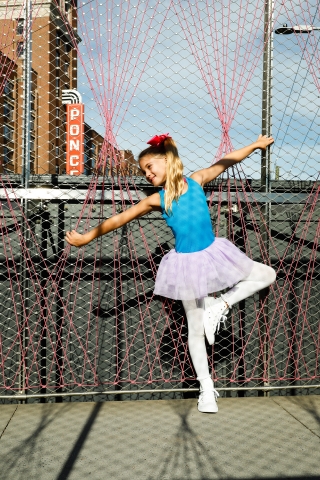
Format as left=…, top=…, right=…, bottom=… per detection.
left=147, top=133, right=171, bottom=147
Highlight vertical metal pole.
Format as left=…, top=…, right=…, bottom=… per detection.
left=40, top=207, right=49, bottom=401
left=289, top=276, right=297, bottom=395
left=260, top=0, right=273, bottom=396
left=56, top=201, right=65, bottom=402
left=237, top=299, right=246, bottom=397
left=22, top=0, right=32, bottom=187
left=115, top=224, right=129, bottom=401
left=261, top=0, right=273, bottom=182
left=19, top=0, right=32, bottom=399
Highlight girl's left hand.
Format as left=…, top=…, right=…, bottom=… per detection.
left=65, top=230, right=91, bottom=247
left=256, top=134, right=274, bottom=150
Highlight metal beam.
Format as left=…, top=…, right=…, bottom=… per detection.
left=1, top=383, right=319, bottom=400
left=0, top=189, right=314, bottom=203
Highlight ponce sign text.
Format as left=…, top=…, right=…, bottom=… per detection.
left=66, top=104, right=84, bottom=175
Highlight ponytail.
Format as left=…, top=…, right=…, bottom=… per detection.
left=138, top=137, right=184, bottom=215
left=162, top=137, right=184, bottom=215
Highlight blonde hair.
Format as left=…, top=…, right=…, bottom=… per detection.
left=138, top=137, right=184, bottom=214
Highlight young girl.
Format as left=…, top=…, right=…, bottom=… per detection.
left=66, top=133, right=276, bottom=414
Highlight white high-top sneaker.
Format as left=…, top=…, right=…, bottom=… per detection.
left=197, top=377, right=219, bottom=413
left=203, top=295, right=230, bottom=345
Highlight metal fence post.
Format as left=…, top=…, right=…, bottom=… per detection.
left=260, top=0, right=274, bottom=396
left=55, top=201, right=66, bottom=402
left=19, top=0, right=32, bottom=400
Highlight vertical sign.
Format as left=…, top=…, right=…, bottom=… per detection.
left=66, top=104, right=84, bottom=175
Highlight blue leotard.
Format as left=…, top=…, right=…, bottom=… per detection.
left=158, top=177, right=215, bottom=253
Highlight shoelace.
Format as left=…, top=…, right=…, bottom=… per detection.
left=211, top=305, right=229, bottom=334
left=217, top=314, right=228, bottom=332
left=199, top=388, right=220, bottom=401
left=215, top=298, right=231, bottom=332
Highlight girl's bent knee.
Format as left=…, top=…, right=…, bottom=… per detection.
left=248, top=262, right=276, bottom=284
left=267, top=266, right=276, bottom=285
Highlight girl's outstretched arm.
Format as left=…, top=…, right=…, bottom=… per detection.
left=191, top=134, right=274, bottom=186
left=65, top=192, right=161, bottom=247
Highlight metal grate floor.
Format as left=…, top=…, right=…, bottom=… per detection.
left=0, top=396, right=320, bottom=480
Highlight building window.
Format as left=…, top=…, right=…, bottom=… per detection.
left=16, top=41, right=24, bottom=57
left=30, top=116, right=35, bottom=132
left=3, top=147, right=13, bottom=165
left=16, top=18, right=24, bottom=35
left=4, top=102, right=14, bottom=121
left=30, top=94, right=35, bottom=111
left=84, top=136, right=90, bottom=148
left=30, top=137, right=35, bottom=152
left=63, top=61, right=69, bottom=74
left=56, top=31, right=61, bottom=47
left=56, top=50, right=60, bottom=67
left=4, top=125, right=14, bottom=143
left=56, top=127, right=60, bottom=138
left=4, top=80, right=14, bottom=98
left=65, top=43, right=71, bottom=54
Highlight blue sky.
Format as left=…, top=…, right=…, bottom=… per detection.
left=76, top=0, right=320, bottom=181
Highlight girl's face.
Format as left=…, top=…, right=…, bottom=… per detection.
left=139, top=154, right=167, bottom=187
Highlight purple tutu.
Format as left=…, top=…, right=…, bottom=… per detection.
left=154, top=237, right=255, bottom=301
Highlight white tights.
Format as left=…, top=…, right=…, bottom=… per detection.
left=182, top=262, right=276, bottom=383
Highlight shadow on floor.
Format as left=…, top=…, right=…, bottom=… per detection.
left=147, top=400, right=225, bottom=480
left=0, top=402, right=102, bottom=480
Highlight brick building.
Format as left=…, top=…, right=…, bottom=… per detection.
left=119, top=149, right=142, bottom=176
left=0, top=0, right=79, bottom=174
left=0, top=0, right=142, bottom=176
left=0, top=52, right=18, bottom=173
left=84, top=123, right=104, bottom=175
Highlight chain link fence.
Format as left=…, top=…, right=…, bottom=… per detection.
left=0, top=0, right=319, bottom=402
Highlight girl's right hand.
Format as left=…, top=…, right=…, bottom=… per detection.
left=65, top=230, right=91, bottom=247
left=255, top=134, right=274, bottom=150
